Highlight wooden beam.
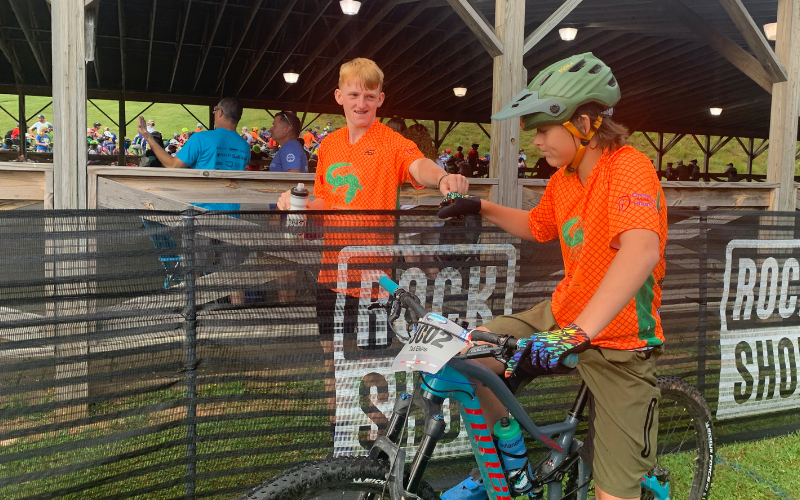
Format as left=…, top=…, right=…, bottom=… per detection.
left=766, top=0, right=800, bottom=210
left=235, top=0, right=299, bottom=96
left=191, top=0, right=227, bottom=94
left=523, top=0, right=582, bottom=55
left=661, top=0, right=773, bottom=93
left=88, top=99, right=118, bottom=127
left=52, top=0, right=87, bottom=208
left=383, top=11, right=455, bottom=70
left=214, top=0, right=265, bottom=93
left=0, top=32, right=25, bottom=83
left=269, top=12, right=351, bottom=99
left=477, top=122, right=490, bottom=139
left=383, top=16, right=462, bottom=90
left=718, top=0, right=788, bottom=83
left=145, top=0, right=157, bottom=91
left=293, top=1, right=400, bottom=102
left=491, top=0, right=524, bottom=207
left=446, top=0, right=503, bottom=57
left=8, top=0, right=49, bottom=84
left=169, top=0, right=193, bottom=93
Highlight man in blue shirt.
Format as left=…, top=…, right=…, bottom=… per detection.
left=268, top=110, right=308, bottom=173
left=136, top=97, right=250, bottom=211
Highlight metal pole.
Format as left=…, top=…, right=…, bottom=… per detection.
left=208, top=104, right=215, bottom=130
left=655, top=132, right=664, bottom=171
left=697, top=206, right=707, bottom=397
left=747, top=137, right=754, bottom=182
left=118, top=96, right=126, bottom=166
left=182, top=209, right=197, bottom=499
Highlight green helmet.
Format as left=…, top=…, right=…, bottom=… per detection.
left=89, top=140, right=99, bottom=146
left=492, top=52, right=620, bottom=131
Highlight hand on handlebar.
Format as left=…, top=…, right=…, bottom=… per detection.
left=504, top=323, right=590, bottom=376
left=437, top=193, right=481, bottom=220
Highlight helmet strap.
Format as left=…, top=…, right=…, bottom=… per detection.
left=562, top=116, right=603, bottom=173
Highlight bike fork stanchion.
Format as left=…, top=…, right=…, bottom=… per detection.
left=386, top=393, right=413, bottom=443
left=407, top=414, right=446, bottom=493
left=182, top=209, right=198, bottom=500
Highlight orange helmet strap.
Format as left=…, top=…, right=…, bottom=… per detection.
left=563, top=116, right=603, bottom=173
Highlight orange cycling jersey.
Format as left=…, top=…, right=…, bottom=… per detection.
left=313, top=121, right=424, bottom=295
left=529, top=145, right=667, bottom=350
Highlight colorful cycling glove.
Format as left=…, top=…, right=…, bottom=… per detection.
left=505, top=323, right=591, bottom=376
left=438, top=193, right=481, bottom=220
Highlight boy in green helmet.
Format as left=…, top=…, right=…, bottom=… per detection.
left=440, top=53, right=667, bottom=500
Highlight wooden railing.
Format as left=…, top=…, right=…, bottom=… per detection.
left=0, top=162, right=54, bottom=209
left=0, top=163, right=789, bottom=211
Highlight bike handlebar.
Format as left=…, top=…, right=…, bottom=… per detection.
left=378, top=276, right=578, bottom=369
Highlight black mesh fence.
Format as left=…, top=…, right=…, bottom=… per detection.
left=1, top=208, right=799, bottom=499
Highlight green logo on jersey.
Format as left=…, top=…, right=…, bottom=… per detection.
left=327, top=163, right=364, bottom=204
left=562, top=216, right=584, bottom=248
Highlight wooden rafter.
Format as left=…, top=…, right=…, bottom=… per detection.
left=145, top=0, right=157, bottom=91
left=259, top=0, right=336, bottom=99
left=363, top=1, right=430, bottom=60
left=717, top=0, right=787, bottom=83
left=214, top=0, right=265, bottom=93
left=381, top=11, right=455, bottom=70
left=191, top=0, right=227, bottom=93
left=236, top=0, right=300, bottom=96
left=293, top=0, right=401, bottom=102
left=0, top=33, right=24, bottom=84
left=445, top=0, right=502, bottom=57
left=661, top=0, right=773, bottom=93
left=8, top=0, right=49, bottom=84
left=117, top=0, right=126, bottom=91
left=169, top=0, right=193, bottom=93
left=523, top=0, right=583, bottom=55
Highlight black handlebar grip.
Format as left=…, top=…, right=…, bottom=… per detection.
left=469, top=330, right=518, bottom=350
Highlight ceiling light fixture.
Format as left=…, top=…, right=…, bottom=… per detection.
left=340, top=0, right=361, bottom=15
left=453, top=86, right=467, bottom=97
left=283, top=71, right=299, bottom=84
left=559, top=27, right=578, bottom=41
left=710, top=107, right=723, bottom=116
left=763, top=22, right=777, bottom=41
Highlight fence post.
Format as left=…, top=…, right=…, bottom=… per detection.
left=182, top=209, right=198, bottom=499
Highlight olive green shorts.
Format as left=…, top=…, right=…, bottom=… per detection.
left=484, top=301, right=662, bottom=499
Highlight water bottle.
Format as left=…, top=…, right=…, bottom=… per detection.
left=285, top=182, right=308, bottom=240
left=494, top=417, right=534, bottom=495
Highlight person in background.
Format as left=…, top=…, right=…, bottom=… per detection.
left=268, top=111, right=308, bottom=173
left=139, top=132, right=164, bottom=168
left=179, top=128, right=190, bottom=145
left=303, top=127, right=318, bottom=151
left=2, top=138, right=15, bottom=150
left=103, top=127, right=118, bottom=145
left=35, top=127, right=50, bottom=152
left=438, top=150, right=449, bottom=167
left=247, top=144, right=269, bottom=171
left=665, top=162, right=677, bottom=181
left=146, top=119, right=155, bottom=133
left=324, top=120, right=333, bottom=134
left=675, top=159, right=690, bottom=181
left=517, top=155, right=527, bottom=177
left=195, top=123, right=203, bottom=133
left=87, top=128, right=95, bottom=145
left=88, top=140, right=100, bottom=156
left=403, top=123, right=437, bottom=160
left=30, top=114, right=53, bottom=136
left=689, top=159, right=701, bottom=181
left=723, top=162, right=739, bottom=182
left=454, top=145, right=465, bottom=161
left=386, top=115, right=408, bottom=134
left=519, top=148, right=527, bottom=161
left=467, top=142, right=480, bottom=170
left=260, top=126, right=270, bottom=142
left=249, top=126, right=265, bottom=146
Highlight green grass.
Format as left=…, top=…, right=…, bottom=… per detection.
left=3, top=93, right=799, bottom=176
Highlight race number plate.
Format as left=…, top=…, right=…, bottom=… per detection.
left=392, top=313, right=471, bottom=374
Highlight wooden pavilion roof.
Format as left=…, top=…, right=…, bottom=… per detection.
left=0, top=0, right=789, bottom=138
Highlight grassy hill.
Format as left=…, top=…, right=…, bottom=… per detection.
left=2, top=93, right=797, bottom=175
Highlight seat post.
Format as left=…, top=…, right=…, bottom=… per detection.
left=568, top=382, right=589, bottom=419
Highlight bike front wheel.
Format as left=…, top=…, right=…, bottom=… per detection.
left=237, top=456, right=441, bottom=500
left=645, top=376, right=715, bottom=500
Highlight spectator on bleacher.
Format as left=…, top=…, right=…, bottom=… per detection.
left=467, top=142, right=480, bottom=170
left=724, top=162, right=739, bottom=182
left=532, top=156, right=551, bottom=179
left=454, top=145, right=465, bottom=161
left=324, top=120, right=333, bottom=134
left=179, top=128, right=190, bottom=145
left=665, top=162, right=677, bottom=181
left=268, top=110, right=308, bottom=173
left=2, top=138, right=14, bottom=150
left=10, top=123, right=20, bottom=145
left=517, top=156, right=527, bottom=177
left=146, top=120, right=155, bottom=133
left=386, top=115, right=407, bottom=134
left=30, top=115, right=52, bottom=136
left=403, top=123, right=438, bottom=161
left=457, top=159, right=472, bottom=177
left=259, top=126, right=270, bottom=141
left=676, top=160, right=690, bottom=181
left=35, top=128, right=51, bottom=152
left=88, top=140, right=100, bottom=155
left=91, top=122, right=102, bottom=138
left=689, top=159, right=701, bottom=181
left=195, top=123, right=203, bottom=133
left=241, top=126, right=253, bottom=145
left=102, top=131, right=117, bottom=154
left=139, top=132, right=164, bottom=168
left=303, top=127, right=318, bottom=151
left=519, top=148, right=527, bottom=161
left=246, top=144, right=269, bottom=171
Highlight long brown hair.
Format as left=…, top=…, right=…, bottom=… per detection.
left=568, top=102, right=629, bottom=153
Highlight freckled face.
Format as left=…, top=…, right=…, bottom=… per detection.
left=334, top=80, right=384, bottom=129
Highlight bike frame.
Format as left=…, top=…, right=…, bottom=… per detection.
left=369, top=358, right=592, bottom=500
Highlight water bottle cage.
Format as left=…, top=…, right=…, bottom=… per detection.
left=495, top=437, right=533, bottom=495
